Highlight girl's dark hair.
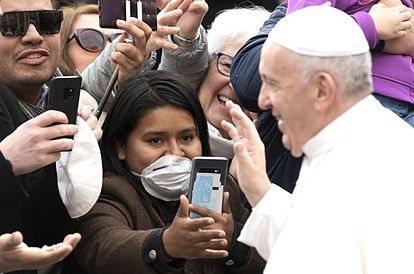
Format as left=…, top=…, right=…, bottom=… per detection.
left=100, top=70, right=211, bottom=185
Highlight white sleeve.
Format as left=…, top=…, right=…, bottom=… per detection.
left=238, top=184, right=292, bottom=260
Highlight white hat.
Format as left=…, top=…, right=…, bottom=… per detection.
left=268, top=4, right=369, bottom=57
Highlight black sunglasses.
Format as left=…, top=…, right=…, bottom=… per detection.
left=0, top=10, right=63, bottom=37
left=67, top=28, right=121, bottom=53
left=212, top=52, right=234, bottom=77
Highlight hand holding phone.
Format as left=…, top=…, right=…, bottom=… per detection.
left=188, top=157, right=228, bottom=218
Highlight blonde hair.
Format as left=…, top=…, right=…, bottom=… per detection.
left=59, top=4, right=99, bottom=75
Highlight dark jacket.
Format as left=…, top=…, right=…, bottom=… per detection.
left=74, top=172, right=265, bottom=274
left=0, top=83, right=71, bottom=274
left=230, top=2, right=302, bottom=194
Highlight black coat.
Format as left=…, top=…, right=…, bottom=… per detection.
left=0, top=83, right=71, bottom=274
left=230, top=3, right=302, bottom=194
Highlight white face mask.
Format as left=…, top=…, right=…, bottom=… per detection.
left=131, top=155, right=192, bottom=201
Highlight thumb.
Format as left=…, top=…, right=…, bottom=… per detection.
left=175, top=195, right=190, bottom=218
left=222, top=192, right=231, bottom=214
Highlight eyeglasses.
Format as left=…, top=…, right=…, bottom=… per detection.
left=0, top=10, right=63, bottom=37
left=67, top=28, right=122, bottom=53
left=212, top=52, right=234, bottom=77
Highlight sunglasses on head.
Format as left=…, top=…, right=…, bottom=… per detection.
left=0, top=10, right=63, bottom=37
left=67, top=28, right=122, bottom=53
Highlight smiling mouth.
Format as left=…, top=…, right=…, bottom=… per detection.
left=25, top=53, right=44, bottom=59
left=218, top=95, right=231, bottom=104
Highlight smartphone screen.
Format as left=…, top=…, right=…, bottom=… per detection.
left=189, top=157, right=228, bottom=218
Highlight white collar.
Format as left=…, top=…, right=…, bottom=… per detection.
left=302, top=95, right=374, bottom=160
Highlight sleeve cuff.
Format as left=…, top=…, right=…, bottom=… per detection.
left=221, top=221, right=251, bottom=269
left=143, top=227, right=185, bottom=273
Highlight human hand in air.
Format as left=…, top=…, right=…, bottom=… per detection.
left=0, top=231, right=81, bottom=273
left=221, top=101, right=271, bottom=207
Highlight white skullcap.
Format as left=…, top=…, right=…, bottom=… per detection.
left=268, top=4, right=369, bottom=57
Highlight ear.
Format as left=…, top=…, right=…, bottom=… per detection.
left=116, top=142, right=126, bottom=160
left=313, top=72, right=337, bottom=112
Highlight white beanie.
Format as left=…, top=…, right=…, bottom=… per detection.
left=268, top=4, right=369, bottom=57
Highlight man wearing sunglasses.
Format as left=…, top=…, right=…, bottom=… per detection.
left=0, top=1, right=105, bottom=273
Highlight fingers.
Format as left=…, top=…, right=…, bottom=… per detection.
left=226, top=100, right=261, bottom=141
left=62, top=233, right=81, bottom=249
left=190, top=206, right=225, bottom=223
left=42, top=124, right=78, bottom=141
left=0, top=232, right=23, bottom=250
left=30, top=110, right=69, bottom=127
left=176, top=195, right=191, bottom=218
left=222, top=192, right=231, bottom=214
left=162, top=0, right=188, bottom=14
left=78, top=106, right=102, bottom=141
left=401, top=9, right=412, bottom=22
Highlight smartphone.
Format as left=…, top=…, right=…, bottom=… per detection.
left=188, top=157, right=228, bottom=218
left=99, top=0, right=157, bottom=31
left=47, top=76, right=81, bottom=126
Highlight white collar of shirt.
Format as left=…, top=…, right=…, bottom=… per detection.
left=302, top=95, right=374, bottom=160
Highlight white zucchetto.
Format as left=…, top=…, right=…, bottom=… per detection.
left=268, top=4, right=369, bottom=57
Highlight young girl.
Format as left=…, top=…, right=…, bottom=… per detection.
left=73, top=70, right=264, bottom=273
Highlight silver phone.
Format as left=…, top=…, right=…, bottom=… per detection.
left=188, top=156, right=228, bottom=218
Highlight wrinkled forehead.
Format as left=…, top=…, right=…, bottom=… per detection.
left=0, top=0, right=54, bottom=13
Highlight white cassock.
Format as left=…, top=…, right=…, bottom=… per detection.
left=239, top=96, right=414, bottom=274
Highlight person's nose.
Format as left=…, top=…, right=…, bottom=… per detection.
left=21, top=24, right=44, bottom=45
left=258, top=85, right=271, bottom=111
left=164, top=140, right=185, bottom=157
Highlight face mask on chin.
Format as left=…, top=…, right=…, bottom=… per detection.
left=131, top=155, right=192, bottom=201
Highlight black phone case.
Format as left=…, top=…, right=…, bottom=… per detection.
left=99, top=0, right=157, bottom=30
left=188, top=156, right=228, bottom=217
left=47, top=76, right=81, bottom=125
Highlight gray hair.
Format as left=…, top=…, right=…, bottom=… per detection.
left=287, top=51, right=373, bottom=98
left=207, top=6, right=271, bottom=55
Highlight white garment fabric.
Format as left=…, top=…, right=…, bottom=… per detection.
left=57, top=117, right=102, bottom=218
left=239, top=96, right=414, bottom=274
left=131, top=155, right=191, bottom=201
left=208, top=123, right=234, bottom=159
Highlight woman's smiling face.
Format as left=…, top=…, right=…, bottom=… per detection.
left=197, top=42, right=242, bottom=137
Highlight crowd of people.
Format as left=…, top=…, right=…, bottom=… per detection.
left=1, top=0, right=413, bottom=274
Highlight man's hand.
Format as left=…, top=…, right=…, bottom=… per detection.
left=0, top=231, right=81, bottom=273
left=0, top=110, right=78, bottom=175
left=221, top=101, right=271, bottom=207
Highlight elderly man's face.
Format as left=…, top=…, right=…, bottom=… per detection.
left=0, top=0, right=59, bottom=101
left=258, top=43, right=317, bottom=158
